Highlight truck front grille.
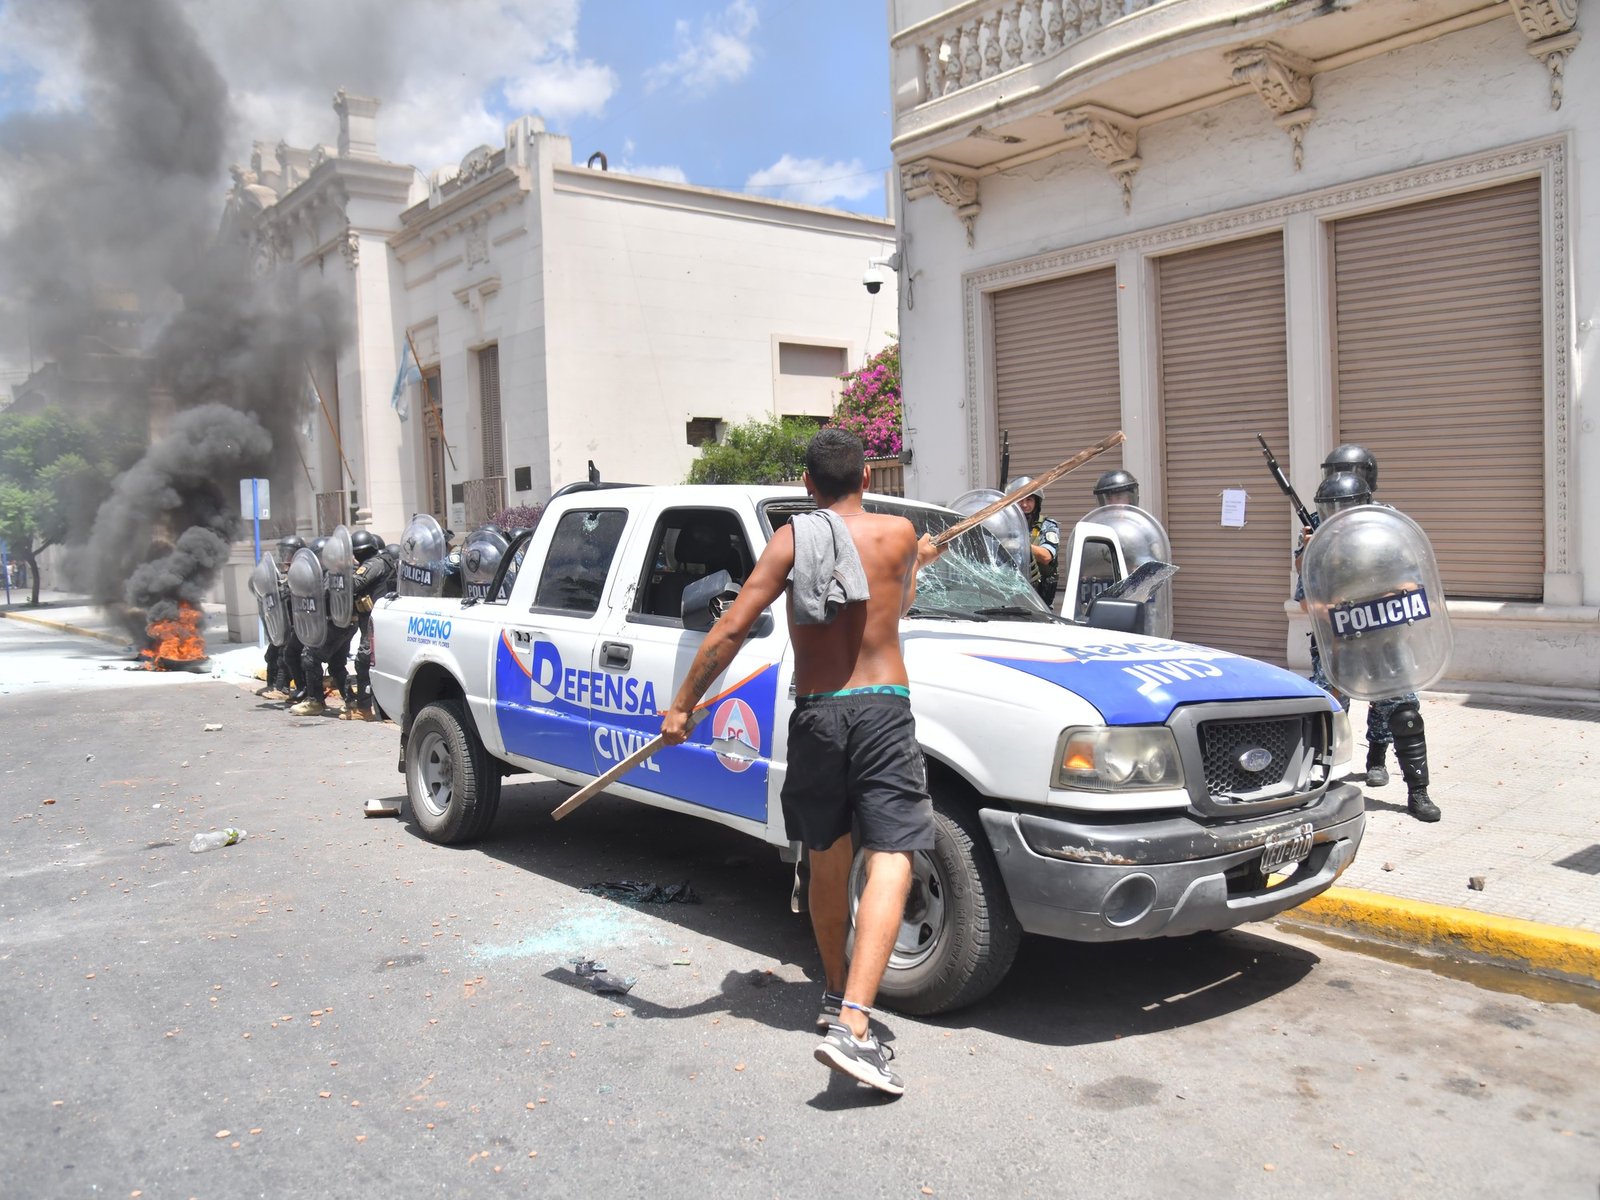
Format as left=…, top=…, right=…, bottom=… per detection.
left=1199, top=716, right=1314, bottom=802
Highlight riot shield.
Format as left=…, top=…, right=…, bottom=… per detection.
left=461, top=527, right=511, bottom=602
left=322, top=525, right=356, bottom=629
left=1077, top=504, right=1175, bottom=637
left=287, top=546, right=330, bottom=649
left=398, top=513, right=449, bottom=598
left=249, top=553, right=289, bottom=647
left=947, top=488, right=1030, bottom=574
left=1301, top=505, right=1453, bottom=700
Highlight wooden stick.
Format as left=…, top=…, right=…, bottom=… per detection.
left=406, top=328, right=458, bottom=472
left=306, top=364, right=358, bottom=489
left=552, top=709, right=706, bottom=821
left=932, top=430, right=1125, bottom=548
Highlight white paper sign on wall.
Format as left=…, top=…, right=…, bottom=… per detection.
left=1219, top=488, right=1248, bottom=528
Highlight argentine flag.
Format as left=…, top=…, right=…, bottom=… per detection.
left=391, top=338, right=421, bottom=421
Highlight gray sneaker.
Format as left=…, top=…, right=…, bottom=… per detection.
left=815, top=990, right=844, bottom=1033
left=814, top=1022, right=904, bottom=1096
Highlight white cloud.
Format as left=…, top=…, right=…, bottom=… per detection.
left=744, top=154, right=880, bottom=207
left=644, top=0, right=758, bottom=95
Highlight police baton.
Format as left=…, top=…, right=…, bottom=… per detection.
left=933, top=430, right=1126, bottom=548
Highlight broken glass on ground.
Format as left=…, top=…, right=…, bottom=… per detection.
left=582, top=880, right=700, bottom=905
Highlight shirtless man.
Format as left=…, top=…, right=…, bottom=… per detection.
left=660, top=428, right=942, bottom=1096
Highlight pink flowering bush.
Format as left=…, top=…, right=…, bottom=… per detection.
left=830, top=342, right=902, bottom=459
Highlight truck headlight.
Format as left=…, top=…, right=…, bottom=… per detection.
left=1055, top=726, right=1182, bottom=791
left=1329, top=708, right=1352, bottom=770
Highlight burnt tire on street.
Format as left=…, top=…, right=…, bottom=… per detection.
left=405, top=699, right=502, bottom=844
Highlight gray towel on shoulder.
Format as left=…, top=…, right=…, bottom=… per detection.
left=788, top=510, right=870, bottom=625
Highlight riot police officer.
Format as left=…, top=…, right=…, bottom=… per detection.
left=289, top=535, right=351, bottom=717
left=1006, top=475, right=1060, bottom=607
left=1092, top=469, right=1140, bottom=508
left=263, top=534, right=304, bottom=701
left=340, top=530, right=395, bottom=721
left=1299, top=459, right=1439, bottom=823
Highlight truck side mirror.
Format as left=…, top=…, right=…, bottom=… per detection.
left=682, top=570, right=772, bottom=638
left=1085, top=597, right=1148, bottom=635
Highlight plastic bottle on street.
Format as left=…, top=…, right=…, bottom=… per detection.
left=189, top=828, right=246, bottom=853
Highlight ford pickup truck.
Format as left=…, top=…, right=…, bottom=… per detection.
left=370, top=484, right=1365, bottom=1014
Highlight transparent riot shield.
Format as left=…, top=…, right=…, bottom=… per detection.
left=1078, top=504, right=1175, bottom=638
left=1301, top=505, right=1453, bottom=700
left=947, top=488, right=1030, bottom=576
left=287, top=546, right=329, bottom=648
left=322, top=525, right=356, bottom=629
left=398, top=513, right=449, bottom=598
left=461, top=527, right=511, bottom=602
left=249, top=553, right=289, bottom=647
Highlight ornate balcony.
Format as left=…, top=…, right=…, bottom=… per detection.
left=890, top=0, right=1578, bottom=230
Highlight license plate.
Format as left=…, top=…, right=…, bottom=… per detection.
left=1261, top=823, right=1314, bottom=871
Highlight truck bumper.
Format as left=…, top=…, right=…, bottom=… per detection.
left=979, top=783, right=1365, bottom=942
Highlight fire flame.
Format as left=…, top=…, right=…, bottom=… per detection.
left=142, top=601, right=207, bottom=669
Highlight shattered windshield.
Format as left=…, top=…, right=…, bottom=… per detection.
left=759, top=496, right=1054, bottom=622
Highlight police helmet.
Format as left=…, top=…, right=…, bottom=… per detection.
left=276, top=534, right=305, bottom=567
left=349, top=529, right=382, bottom=563
left=309, top=536, right=329, bottom=556
left=1314, top=470, right=1373, bottom=519
left=1093, top=469, right=1139, bottom=507
left=1321, top=443, right=1378, bottom=491
left=1005, top=475, right=1042, bottom=512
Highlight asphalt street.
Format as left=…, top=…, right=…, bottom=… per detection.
left=3, top=619, right=1599, bottom=1199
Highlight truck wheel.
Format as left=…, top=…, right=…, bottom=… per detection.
left=848, top=792, right=1021, bottom=1016
left=406, top=700, right=501, bottom=844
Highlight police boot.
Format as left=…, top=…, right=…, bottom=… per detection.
left=289, top=696, right=327, bottom=717
left=1389, top=703, right=1439, bottom=823
left=1364, top=742, right=1390, bottom=788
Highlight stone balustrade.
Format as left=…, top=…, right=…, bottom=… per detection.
left=908, top=0, right=1160, bottom=102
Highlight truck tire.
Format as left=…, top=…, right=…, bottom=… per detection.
left=405, top=700, right=502, bottom=844
left=850, top=792, right=1021, bottom=1016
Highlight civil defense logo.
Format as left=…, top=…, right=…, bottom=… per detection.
left=712, top=698, right=761, bottom=773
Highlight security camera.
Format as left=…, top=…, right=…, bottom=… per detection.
left=862, top=252, right=901, bottom=295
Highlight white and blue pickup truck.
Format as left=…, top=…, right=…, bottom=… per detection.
left=370, top=484, right=1365, bottom=1014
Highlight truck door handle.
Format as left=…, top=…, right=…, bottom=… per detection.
left=600, top=641, right=632, bottom=671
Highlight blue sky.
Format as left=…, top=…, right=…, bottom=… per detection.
left=0, top=0, right=894, bottom=215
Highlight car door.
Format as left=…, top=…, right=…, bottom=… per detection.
left=593, top=503, right=784, bottom=826
left=492, top=505, right=633, bottom=777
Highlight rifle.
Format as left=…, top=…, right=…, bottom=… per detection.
left=998, top=429, right=1010, bottom=490
left=1255, top=434, right=1315, bottom=531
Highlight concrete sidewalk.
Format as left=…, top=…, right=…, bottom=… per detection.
left=5, top=593, right=1598, bottom=985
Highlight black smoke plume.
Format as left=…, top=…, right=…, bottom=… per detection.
left=0, top=0, right=345, bottom=631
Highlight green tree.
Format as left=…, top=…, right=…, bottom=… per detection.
left=0, top=407, right=134, bottom=605
left=685, top=415, right=819, bottom=485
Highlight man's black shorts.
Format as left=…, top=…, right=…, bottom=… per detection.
left=780, top=691, right=934, bottom=853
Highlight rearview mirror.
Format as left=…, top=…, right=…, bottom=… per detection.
left=1085, top=597, right=1148, bottom=635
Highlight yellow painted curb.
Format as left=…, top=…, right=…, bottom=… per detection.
left=1286, top=886, right=1600, bottom=986
left=0, top=608, right=127, bottom=646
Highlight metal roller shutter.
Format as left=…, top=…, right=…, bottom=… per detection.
left=992, top=268, right=1122, bottom=506
left=478, top=344, right=505, bottom=482
left=1332, top=179, right=1544, bottom=600
left=1157, top=234, right=1291, bottom=664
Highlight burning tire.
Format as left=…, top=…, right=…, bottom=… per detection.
left=848, top=791, right=1021, bottom=1015
left=405, top=700, right=502, bottom=844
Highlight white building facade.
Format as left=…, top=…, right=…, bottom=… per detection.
left=886, top=0, right=1596, bottom=695
left=233, top=98, right=897, bottom=546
